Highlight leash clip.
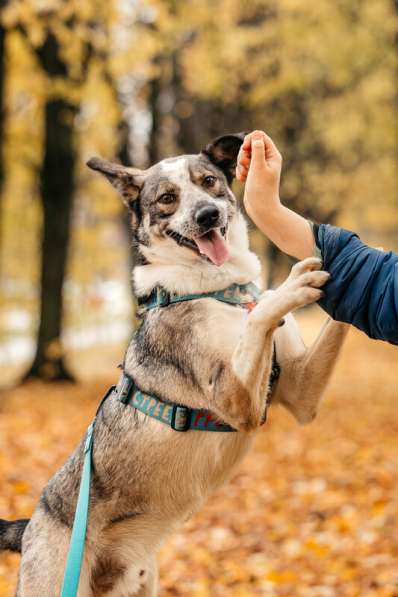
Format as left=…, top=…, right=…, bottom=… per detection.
left=171, top=404, right=191, bottom=432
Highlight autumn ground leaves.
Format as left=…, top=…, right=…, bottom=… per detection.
left=0, top=312, right=398, bottom=596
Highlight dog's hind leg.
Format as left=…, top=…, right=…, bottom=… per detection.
left=100, top=556, right=158, bottom=596
left=274, top=316, right=349, bottom=423
left=134, top=557, right=158, bottom=597
left=16, top=507, right=91, bottom=597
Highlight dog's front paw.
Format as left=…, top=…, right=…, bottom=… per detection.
left=283, top=257, right=329, bottom=306
left=273, top=257, right=329, bottom=315
left=249, top=258, right=329, bottom=328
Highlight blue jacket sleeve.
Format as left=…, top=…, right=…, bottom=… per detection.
left=315, top=223, right=398, bottom=345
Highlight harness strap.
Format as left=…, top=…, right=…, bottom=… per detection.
left=114, top=375, right=236, bottom=432
left=140, top=282, right=262, bottom=312
left=61, top=386, right=115, bottom=597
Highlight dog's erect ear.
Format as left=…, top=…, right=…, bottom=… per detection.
left=202, top=132, right=246, bottom=184
left=87, top=157, right=145, bottom=209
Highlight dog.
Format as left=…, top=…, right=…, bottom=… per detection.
left=0, top=133, right=348, bottom=596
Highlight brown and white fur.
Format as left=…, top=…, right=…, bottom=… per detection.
left=1, top=133, right=348, bottom=596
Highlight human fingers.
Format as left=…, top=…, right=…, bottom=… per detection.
left=236, top=164, right=248, bottom=182
left=250, top=132, right=267, bottom=169
left=261, top=131, right=282, bottom=162
left=242, top=130, right=281, bottom=163
left=237, top=149, right=250, bottom=169
left=242, top=130, right=264, bottom=151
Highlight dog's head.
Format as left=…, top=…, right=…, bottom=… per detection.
left=87, top=133, right=245, bottom=268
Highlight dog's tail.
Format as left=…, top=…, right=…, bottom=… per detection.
left=0, top=519, right=29, bottom=553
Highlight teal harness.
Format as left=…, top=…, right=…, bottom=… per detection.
left=139, top=281, right=262, bottom=312
left=115, top=374, right=236, bottom=432
left=61, top=281, right=279, bottom=596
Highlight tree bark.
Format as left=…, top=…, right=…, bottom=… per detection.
left=25, top=97, right=76, bottom=381
left=148, top=69, right=162, bottom=164
left=0, top=23, right=5, bottom=260
left=25, top=33, right=77, bottom=381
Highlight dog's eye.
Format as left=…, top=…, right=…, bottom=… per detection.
left=203, top=175, right=217, bottom=187
left=158, top=193, right=176, bottom=205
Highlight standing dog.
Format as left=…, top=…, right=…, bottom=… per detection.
left=0, top=133, right=348, bottom=596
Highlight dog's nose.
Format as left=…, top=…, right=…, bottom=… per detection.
left=195, top=205, right=220, bottom=229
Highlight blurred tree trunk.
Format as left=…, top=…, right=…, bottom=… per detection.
left=101, top=62, right=136, bottom=320
left=266, top=242, right=280, bottom=289
left=25, top=34, right=77, bottom=381
left=0, top=22, right=5, bottom=260
left=117, top=115, right=136, bottom=285
left=148, top=55, right=164, bottom=164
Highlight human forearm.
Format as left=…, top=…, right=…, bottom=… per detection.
left=246, top=198, right=315, bottom=260
left=236, top=131, right=315, bottom=260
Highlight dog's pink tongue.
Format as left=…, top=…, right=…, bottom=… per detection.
left=194, top=230, right=229, bottom=266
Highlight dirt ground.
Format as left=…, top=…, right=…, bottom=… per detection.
left=1, top=310, right=397, bottom=596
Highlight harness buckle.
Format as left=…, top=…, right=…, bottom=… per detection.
left=171, top=404, right=191, bottom=432
left=157, top=288, right=170, bottom=308
left=116, top=375, right=135, bottom=404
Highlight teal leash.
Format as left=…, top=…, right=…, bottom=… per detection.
left=60, top=386, right=115, bottom=597
left=60, top=423, right=93, bottom=597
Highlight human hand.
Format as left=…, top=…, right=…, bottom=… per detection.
left=236, top=130, right=282, bottom=216
left=235, top=130, right=314, bottom=260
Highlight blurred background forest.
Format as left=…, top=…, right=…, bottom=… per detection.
left=0, top=0, right=396, bottom=382
left=0, top=1, right=398, bottom=595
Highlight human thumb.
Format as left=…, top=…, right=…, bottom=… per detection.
left=250, top=134, right=266, bottom=169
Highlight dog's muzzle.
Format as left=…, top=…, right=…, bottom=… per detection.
left=194, top=205, right=221, bottom=230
